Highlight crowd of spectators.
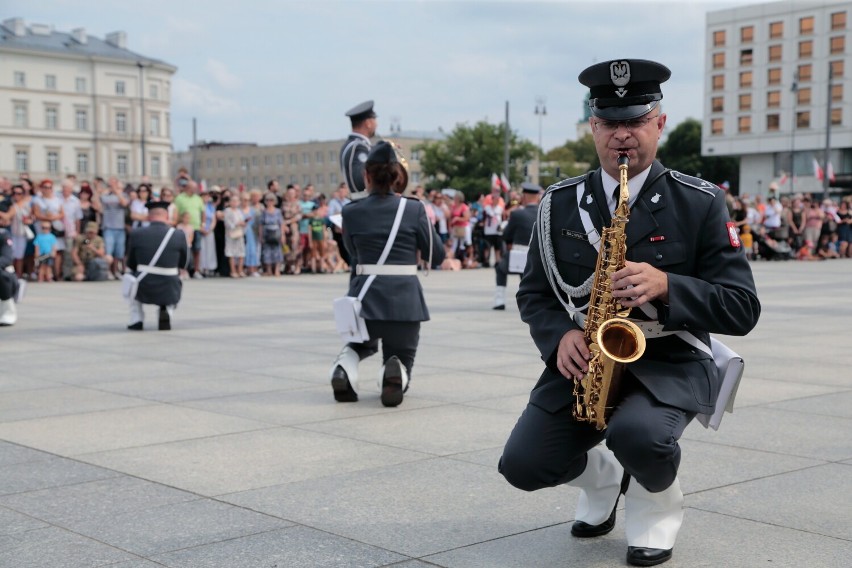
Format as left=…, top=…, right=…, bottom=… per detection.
left=725, top=188, right=852, bottom=261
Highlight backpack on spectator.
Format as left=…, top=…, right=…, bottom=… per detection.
left=262, top=212, right=281, bottom=245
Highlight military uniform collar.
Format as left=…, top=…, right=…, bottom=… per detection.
left=349, top=132, right=371, bottom=144
left=601, top=163, right=653, bottom=213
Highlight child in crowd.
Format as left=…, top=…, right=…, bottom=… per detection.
left=817, top=234, right=840, bottom=259
left=739, top=224, right=754, bottom=260
left=797, top=240, right=820, bottom=261
left=33, top=222, right=58, bottom=282
left=177, top=212, right=194, bottom=280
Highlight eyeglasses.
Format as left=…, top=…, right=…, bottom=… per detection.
left=593, top=114, right=660, bottom=133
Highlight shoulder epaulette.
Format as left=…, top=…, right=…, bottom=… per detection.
left=546, top=173, right=588, bottom=194
left=669, top=170, right=718, bottom=197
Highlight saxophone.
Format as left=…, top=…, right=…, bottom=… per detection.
left=573, top=154, right=646, bottom=430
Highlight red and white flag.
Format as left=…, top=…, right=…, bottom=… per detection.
left=813, top=157, right=824, bottom=181
left=778, top=172, right=788, bottom=185
left=491, top=173, right=501, bottom=192
left=827, top=161, right=836, bottom=182
left=500, top=173, right=511, bottom=192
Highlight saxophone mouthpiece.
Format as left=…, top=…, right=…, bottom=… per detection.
left=617, top=153, right=630, bottom=167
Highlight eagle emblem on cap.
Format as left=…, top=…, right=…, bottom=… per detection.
left=610, top=61, right=631, bottom=87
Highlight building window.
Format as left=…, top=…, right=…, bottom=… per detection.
left=799, top=16, right=814, bottom=35
left=739, top=93, right=752, bottom=110
left=217, top=158, right=224, bottom=168
left=713, top=30, right=725, bottom=46
left=13, top=104, right=27, bottom=127
left=45, top=107, right=58, bottom=130
left=14, top=71, right=25, bottom=87
left=797, top=87, right=811, bottom=105
left=831, top=60, right=845, bottom=78
left=768, top=68, right=781, bottom=85
left=303, top=174, right=310, bottom=185
left=152, top=156, right=161, bottom=177
left=76, top=109, right=88, bottom=131
left=831, top=36, right=845, bottom=54
left=290, top=174, right=298, bottom=184
left=47, top=151, right=59, bottom=174
left=150, top=114, right=160, bottom=136
left=228, top=158, right=234, bottom=168
left=115, top=80, right=125, bottom=95
left=277, top=154, right=284, bottom=165
left=206, top=159, right=212, bottom=169
left=831, top=11, right=846, bottom=30
left=316, top=173, right=324, bottom=184
left=116, top=112, right=127, bottom=133
left=767, top=91, right=781, bottom=108
left=411, top=149, right=421, bottom=161
left=711, top=96, right=724, bottom=112
left=77, top=153, right=89, bottom=174
left=15, top=150, right=29, bottom=172
left=832, top=108, right=842, bottom=125
left=302, top=152, right=310, bottom=164
left=252, top=156, right=258, bottom=167
left=45, top=74, right=56, bottom=90
left=739, top=71, right=753, bottom=88
left=264, top=155, right=271, bottom=166
left=712, top=52, right=725, bottom=69
left=738, top=116, right=751, bottom=133
left=832, top=84, right=843, bottom=101
left=315, top=151, right=324, bottom=164
left=796, top=111, right=810, bottom=128
left=330, top=172, right=338, bottom=185
left=769, top=21, right=783, bottom=38
left=740, top=25, right=754, bottom=43
left=75, top=77, right=86, bottom=93
left=799, top=40, right=813, bottom=58
left=117, top=153, right=128, bottom=175
left=329, top=150, right=337, bottom=163
left=712, top=74, right=725, bottom=90
left=711, top=118, right=724, bottom=135
left=290, top=153, right=297, bottom=165
left=740, top=49, right=753, bottom=65
left=769, top=44, right=782, bottom=61
left=797, top=64, right=812, bottom=83
left=150, top=84, right=158, bottom=99
left=767, top=114, right=780, bottom=131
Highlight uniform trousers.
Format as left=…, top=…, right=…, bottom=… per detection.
left=348, top=320, right=420, bottom=377
left=495, top=255, right=514, bottom=287
left=499, top=372, right=695, bottom=493
left=0, top=270, right=17, bottom=300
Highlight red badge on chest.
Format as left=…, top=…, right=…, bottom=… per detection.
left=726, top=222, right=741, bottom=248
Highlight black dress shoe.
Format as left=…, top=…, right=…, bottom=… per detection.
left=627, top=547, right=673, bottom=566
left=158, top=306, right=171, bottom=330
left=331, top=366, right=358, bottom=402
left=380, top=357, right=404, bottom=408
left=571, top=501, right=617, bottom=537
left=127, top=322, right=143, bottom=331
left=492, top=304, right=506, bottom=311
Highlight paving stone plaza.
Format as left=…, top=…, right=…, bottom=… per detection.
left=1, top=261, right=850, bottom=567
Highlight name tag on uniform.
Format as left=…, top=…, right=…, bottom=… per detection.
left=561, top=229, right=587, bottom=241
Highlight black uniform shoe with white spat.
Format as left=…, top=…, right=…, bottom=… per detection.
left=331, top=366, right=358, bottom=402
left=380, top=356, right=407, bottom=407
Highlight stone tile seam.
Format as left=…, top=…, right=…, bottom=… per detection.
left=685, top=506, right=852, bottom=543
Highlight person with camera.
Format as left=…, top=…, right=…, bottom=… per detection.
left=173, top=174, right=205, bottom=278
left=99, top=177, right=129, bottom=279
left=70, top=222, right=112, bottom=281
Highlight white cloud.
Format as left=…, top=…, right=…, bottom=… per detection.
left=205, top=58, right=242, bottom=91
left=172, top=77, right=240, bottom=116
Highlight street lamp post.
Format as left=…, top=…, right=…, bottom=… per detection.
left=790, top=72, right=798, bottom=195
left=137, top=61, right=146, bottom=178
left=534, top=97, right=546, bottom=184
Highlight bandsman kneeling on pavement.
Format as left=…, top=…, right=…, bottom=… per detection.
left=0, top=227, right=21, bottom=326
left=125, top=202, right=188, bottom=331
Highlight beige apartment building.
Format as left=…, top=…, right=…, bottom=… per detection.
left=0, top=18, right=176, bottom=185
left=172, top=133, right=443, bottom=195
left=703, top=1, right=852, bottom=195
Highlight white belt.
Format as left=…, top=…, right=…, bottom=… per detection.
left=573, top=312, right=676, bottom=339
left=137, top=264, right=179, bottom=276
left=355, top=264, right=417, bottom=276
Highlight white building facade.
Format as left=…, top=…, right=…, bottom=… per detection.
left=0, top=18, right=176, bottom=185
left=703, top=1, right=851, bottom=196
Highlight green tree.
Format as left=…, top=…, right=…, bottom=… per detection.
left=416, top=121, right=537, bottom=198
left=658, top=118, right=739, bottom=191
left=540, top=134, right=600, bottom=187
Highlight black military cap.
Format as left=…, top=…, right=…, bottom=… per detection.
left=521, top=182, right=543, bottom=194
left=147, top=200, right=170, bottom=211
left=579, top=59, right=671, bottom=120
left=366, top=140, right=399, bottom=164
left=345, top=100, right=377, bottom=122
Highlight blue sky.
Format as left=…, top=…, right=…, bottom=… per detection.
left=6, top=0, right=747, bottom=151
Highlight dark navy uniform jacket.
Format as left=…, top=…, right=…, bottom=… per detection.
left=517, top=160, right=760, bottom=416
left=342, top=193, right=445, bottom=322
left=503, top=204, right=539, bottom=247
left=340, top=133, right=371, bottom=194
left=127, top=222, right=188, bottom=306
left=0, top=228, right=17, bottom=301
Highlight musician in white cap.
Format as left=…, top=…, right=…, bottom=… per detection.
left=329, top=141, right=444, bottom=407
left=340, top=100, right=377, bottom=201
left=498, top=59, right=760, bottom=566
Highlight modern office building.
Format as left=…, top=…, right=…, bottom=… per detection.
left=0, top=18, right=176, bottom=184
left=703, top=1, right=852, bottom=196
left=172, top=132, right=444, bottom=195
